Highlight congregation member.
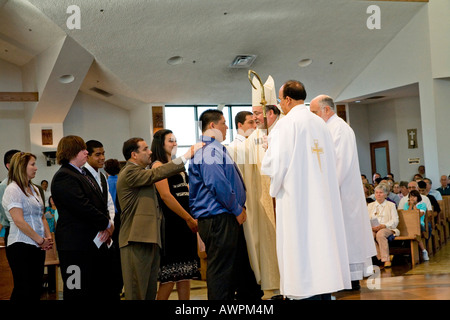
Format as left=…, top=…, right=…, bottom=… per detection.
left=0, top=149, right=21, bottom=246
left=117, top=137, right=203, bottom=300
left=227, top=111, right=256, bottom=148
left=423, top=178, right=442, bottom=201
left=367, top=183, right=399, bottom=268
left=261, top=80, right=351, bottom=300
left=398, top=181, right=432, bottom=211
left=309, top=94, right=376, bottom=290
left=2, top=152, right=53, bottom=300
left=402, top=189, right=430, bottom=261
left=437, top=175, right=450, bottom=196
left=190, top=109, right=262, bottom=300
left=150, top=129, right=200, bottom=300
left=399, top=181, right=409, bottom=199
left=51, top=135, right=115, bottom=300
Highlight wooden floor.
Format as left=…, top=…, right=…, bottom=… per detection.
left=3, top=238, right=450, bottom=301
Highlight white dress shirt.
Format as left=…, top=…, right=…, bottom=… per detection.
left=83, top=163, right=115, bottom=221
left=226, top=133, right=246, bottom=148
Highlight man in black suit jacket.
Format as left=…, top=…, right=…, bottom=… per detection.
left=51, top=135, right=115, bottom=300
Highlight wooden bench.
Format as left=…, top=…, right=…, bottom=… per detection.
left=427, top=210, right=441, bottom=254
left=437, top=200, right=448, bottom=243
left=389, top=210, right=422, bottom=268
left=442, top=196, right=450, bottom=241
left=0, top=239, right=13, bottom=300
left=44, top=232, right=59, bottom=297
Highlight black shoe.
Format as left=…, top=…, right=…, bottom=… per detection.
left=351, top=280, right=361, bottom=290
left=269, top=294, right=284, bottom=300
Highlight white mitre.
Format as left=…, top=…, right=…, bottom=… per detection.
left=252, top=75, right=278, bottom=107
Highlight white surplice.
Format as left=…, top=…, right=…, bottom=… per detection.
left=261, top=104, right=351, bottom=299
left=326, top=114, right=377, bottom=280
left=226, top=125, right=280, bottom=291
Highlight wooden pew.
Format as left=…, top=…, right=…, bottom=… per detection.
left=443, top=196, right=450, bottom=240
left=0, top=238, right=13, bottom=300
left=44, top=232, right=59, bottom=297
left=390, top=210, right=422, bottom=268
left=437, top=200, right=448, bottom=243
left=428, top=210, right=440, bottom=254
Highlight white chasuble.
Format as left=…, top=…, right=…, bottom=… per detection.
left=226, top=127, right=280, bottom=291
left=261, top=105, right=351, bottom=299
left=326, top=114, right=376, bottom=280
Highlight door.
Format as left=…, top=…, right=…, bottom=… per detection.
left=370, top=140, right=390, bottom=178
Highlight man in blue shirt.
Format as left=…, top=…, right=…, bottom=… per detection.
left=189, top=109, right=262, bottom=300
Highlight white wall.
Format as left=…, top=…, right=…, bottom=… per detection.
left=336, top=3, right=450, bottom=185
left=433, top=78, right=450, bottom=175
left=0, top=59, right=27, bottom=180
left=63, top=91, right=131, bottom=162
left=349, top=95, right=424, bottom=183
left=347, top=104, right=371, bottom=179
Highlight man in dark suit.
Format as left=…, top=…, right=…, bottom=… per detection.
left=51, top=135, right=115, bottom=300
left=84, top=139, right=123, bottom=298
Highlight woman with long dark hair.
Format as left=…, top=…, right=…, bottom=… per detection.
left=151, top=129, right=200, bottom=300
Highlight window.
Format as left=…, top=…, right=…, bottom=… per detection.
left=164, top=105, right=252, bottom=157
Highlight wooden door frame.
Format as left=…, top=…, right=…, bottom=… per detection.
left=370, top=140, right=391, bottom=177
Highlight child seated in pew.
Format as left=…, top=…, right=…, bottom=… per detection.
left=402, top=190, right=430, bottom=261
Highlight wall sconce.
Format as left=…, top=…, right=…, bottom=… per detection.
left=43, top=151, right=57, bottom=166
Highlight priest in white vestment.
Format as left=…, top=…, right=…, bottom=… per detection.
left=310, top=95, right=377, bottom=288
left=226, top=75, right=281, bottom=294
left=261, top=81, right=351, bottom=300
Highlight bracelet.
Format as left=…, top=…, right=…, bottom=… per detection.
left=38, top=238, right=45, bottom=245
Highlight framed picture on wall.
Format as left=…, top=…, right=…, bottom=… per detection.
left=41, top=129, right=53, bottom=146
left=152, top=106, right=164, bottom=134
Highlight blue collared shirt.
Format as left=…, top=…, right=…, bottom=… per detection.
left=189, top=136, right=246, bottom=219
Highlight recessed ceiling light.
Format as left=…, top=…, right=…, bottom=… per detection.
left=298, top=59, right=312, bottom=67
left=167, top=56, right=184, bottom=65
left=58, top=74, right=75, bottom=84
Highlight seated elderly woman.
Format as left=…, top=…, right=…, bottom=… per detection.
left=402, top=189, right=430, bottom=261
left=367, top=183, right=399, bottom=268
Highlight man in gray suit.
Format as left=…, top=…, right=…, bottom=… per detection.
left=117, top=137, right=202, bottom=300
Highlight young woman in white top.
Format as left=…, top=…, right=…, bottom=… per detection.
left=2, top=152, right=53, bottom=300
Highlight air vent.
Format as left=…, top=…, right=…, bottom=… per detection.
left=366, top=96, right=385, bottom=100
left=89, top=87, right=113, bottom=97
left=229, top=55, right=257, bottom=68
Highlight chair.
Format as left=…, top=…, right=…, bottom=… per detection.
left=389, top=210, right=422, bottom=268
left=44, top=232, right=59, bottom=297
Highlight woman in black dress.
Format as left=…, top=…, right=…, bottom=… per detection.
left=151, top=129, right=200, bottom=300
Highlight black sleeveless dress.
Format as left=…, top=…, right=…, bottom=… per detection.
left=157, top=171, right=200, bottom=283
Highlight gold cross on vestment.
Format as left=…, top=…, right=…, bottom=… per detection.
left=311, top=139, right=324, bottom=172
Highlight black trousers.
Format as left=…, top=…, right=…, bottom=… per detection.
left=58, top=244, right=119, bottom=301
left=6, top=242, right=45, bottom=300
left=198, top=213, right=263, bottom=300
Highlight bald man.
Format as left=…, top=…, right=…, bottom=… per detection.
left=310, top=94, right=376, bottom=290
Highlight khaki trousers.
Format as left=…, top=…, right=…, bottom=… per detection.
left=120, top=242, right=160, bottom=300
left=373, top=228, right=394, bottom=262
